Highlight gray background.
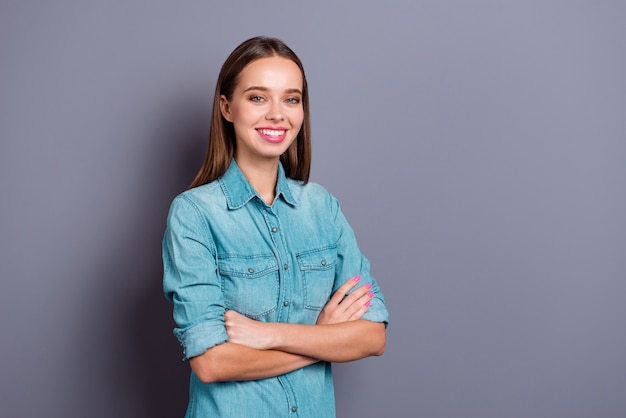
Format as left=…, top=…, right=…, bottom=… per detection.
left=1, top=1, right=625, bottom=417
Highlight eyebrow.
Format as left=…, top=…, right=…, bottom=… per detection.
left=242, top=86, right=303, bottom=95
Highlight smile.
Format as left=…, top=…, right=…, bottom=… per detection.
left=256, top=128, right=287, bottom=143
left=257, top=128, right=286, bottom=137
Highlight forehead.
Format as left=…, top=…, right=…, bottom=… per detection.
left=236, top=56, right=303, bottom=91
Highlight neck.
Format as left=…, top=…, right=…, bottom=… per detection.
left=235, top=156, right=279, bottom=205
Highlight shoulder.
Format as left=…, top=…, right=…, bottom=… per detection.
left=287, top=178, right=329, bottom=196
left=287, top=179, right=340, bottom=212
left=167, top=181, right=226, bottom=222
left=173, top=181, right=224, bottom=208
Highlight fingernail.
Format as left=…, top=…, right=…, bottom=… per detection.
left=353, top=275, right=361, bottom=282
left=365, top=283, right=372, bottom=290
left=365, top=301, right=371, bottom=307
left=368, top=292, right=374, bottom=298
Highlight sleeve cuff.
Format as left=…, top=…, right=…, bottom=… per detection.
left=173, top=321, right=229, bottom=360
left=361, top=297, right=390, bottom=325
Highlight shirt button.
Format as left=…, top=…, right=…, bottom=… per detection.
left=248, top=268, right=254, bottom=273
left=283, top=264, right=288, bottom=270
left=292, top=406, right=297, bottom=412
left=321, top=259, right=326, bottom=266
left=283, top=301, right=289, bottom=307
left=271, top=227, right=278, bottom=233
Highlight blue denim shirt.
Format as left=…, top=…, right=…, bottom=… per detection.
left=163, top=160, right=389, bottom=418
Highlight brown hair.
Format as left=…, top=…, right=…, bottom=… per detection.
left=189, top=36, right=311, bottom=189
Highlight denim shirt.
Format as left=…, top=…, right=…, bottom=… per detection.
left=163, top=160, right=389, bottom=418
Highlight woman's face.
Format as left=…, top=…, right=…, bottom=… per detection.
left=220, top=56, right=304, bottom=167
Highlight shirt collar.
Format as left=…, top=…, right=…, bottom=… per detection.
left=219, top=159, right=297, bottom=209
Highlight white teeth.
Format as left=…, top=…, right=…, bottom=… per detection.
left=259, top=129, right=285, bottom=137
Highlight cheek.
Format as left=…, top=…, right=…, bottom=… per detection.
left=231, top=104, right=258, bottom=126
left=290, top=108, right=305, bottom=128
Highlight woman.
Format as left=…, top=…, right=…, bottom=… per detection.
left=163, top=36, right=389, bottom=418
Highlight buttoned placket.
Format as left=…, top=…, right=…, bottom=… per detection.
left=261, top=201, right=302, bottom=417
left=261, top=202, right=292, bottom=324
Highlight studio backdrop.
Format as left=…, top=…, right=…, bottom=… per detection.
left=1, top=1, right=625, bottom=417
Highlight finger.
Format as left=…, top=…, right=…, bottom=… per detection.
left=338, top=282, right=372, bottom=308
left=224, top=310, right=243, bottom=329
left=328, top=275, right=362, bottom=305
left=347, top=292, right=374, bottom=320
left=225, top=310, right=246, bottom=322
left=352, top=288, right=374, bottom=306
left=348, top=299, right=371, bottom=321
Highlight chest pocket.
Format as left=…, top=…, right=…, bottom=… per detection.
left=218, top=253, right=279, bottom=319
left=296, top=245, right=337, bottom=310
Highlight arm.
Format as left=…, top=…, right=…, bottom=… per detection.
left=189, top=342, right=317, bottom=384
left=226, top=317, right=385, bottom=362
left=271, top=320, right=385, bottom=361
left=225, top=276, right=386, bottom=362
left=190, top=275, right=375, bottom=382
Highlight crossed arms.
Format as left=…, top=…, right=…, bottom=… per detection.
left=189, top=276, right=386, bottom=383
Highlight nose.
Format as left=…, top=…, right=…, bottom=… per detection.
left=265, top=101, right=284, bottom=121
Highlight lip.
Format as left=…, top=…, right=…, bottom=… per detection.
left=255, top=127, right=288, bottom=143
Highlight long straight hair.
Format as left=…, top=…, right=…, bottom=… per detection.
left=189, top=37, right=311, bottom=189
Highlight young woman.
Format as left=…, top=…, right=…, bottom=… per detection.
left=163, top=36, right=389, bottom=418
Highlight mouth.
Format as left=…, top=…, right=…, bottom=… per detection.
left=256, top=128, right=287, bottom=143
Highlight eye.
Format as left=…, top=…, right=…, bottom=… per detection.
left=286, top=97, right=301, bottom=104
left=249, top=96, right=264, bottom=103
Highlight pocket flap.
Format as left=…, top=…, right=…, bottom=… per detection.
left=218, top=254, right=278, bottom=278
left=296, top=245, right=337, bottom=271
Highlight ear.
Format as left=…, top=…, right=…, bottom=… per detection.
left=220, top=95, right=232, bottom=122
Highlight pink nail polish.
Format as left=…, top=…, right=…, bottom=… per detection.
left=365, top=283, right=372, bottom=290
left=368, top=292, right=374, bottom=298
left=365, top=301, right=371, bottom=307
left=353, top=275, right=361, bottom=282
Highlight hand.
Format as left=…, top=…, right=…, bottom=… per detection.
left=224, top=310, right=272, bottom=350
left=316, top=275, right=374, bottom=325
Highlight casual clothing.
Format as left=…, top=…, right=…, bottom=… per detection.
left=163, top=160, right=389, bottom=418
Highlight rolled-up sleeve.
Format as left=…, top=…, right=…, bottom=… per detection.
left=330, top=196, right=390, bottom=325
left=162, top=195, right=228, bottom=359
